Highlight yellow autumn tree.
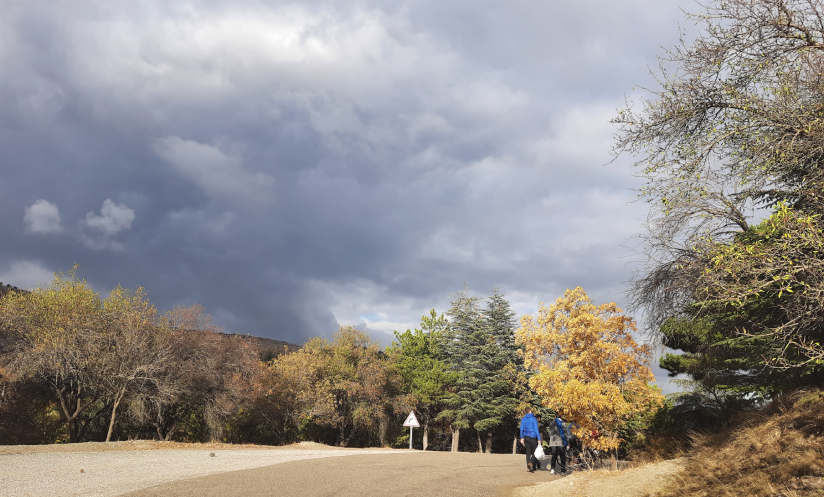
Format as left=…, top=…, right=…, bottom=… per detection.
left=0, top=267, right=105, bottom=442
left=516, top=287, right=663, bottom=451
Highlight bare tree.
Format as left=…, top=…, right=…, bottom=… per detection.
left=614, top=0, right=824, bottom=337
left=131, top=305, right=260, bottom=442
left=99, top=286, right=174, bottom=442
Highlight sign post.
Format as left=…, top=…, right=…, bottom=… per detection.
left=402, top=411, right=420, bottom=450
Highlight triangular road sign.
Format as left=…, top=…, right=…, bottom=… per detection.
left=403, top=411, right=420, bottom=427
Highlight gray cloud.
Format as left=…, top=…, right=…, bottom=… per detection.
left=24, top=199, right=63, bottom=235
left=83, top=199, right=135, bottom=236
left=152, top=137, right=275, bottom=206
left=0, top=260, right=54, bottom=289
left=0, top=0, right=689, bottom=391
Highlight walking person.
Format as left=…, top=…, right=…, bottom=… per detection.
left=534, top=414, right=546, bottom=470
left=519, top=407, right=541, bottom=473
left=547, top=413, right=569, bottom=475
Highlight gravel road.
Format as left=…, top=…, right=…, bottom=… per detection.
left=0, top=443, right=396, bottom=497
left=6, top=441, right=646, bottom=497
left=121, top=451, right=561, bottom=497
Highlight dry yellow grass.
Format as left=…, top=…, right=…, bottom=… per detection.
left=651, top=390, right=824, bottom=497
left=514, top=459, right=685, bottom=497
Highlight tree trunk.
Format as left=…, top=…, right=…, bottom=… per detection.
left=476, top=431, right=483, bottom=453
left=337, top=424, right=346, bottom=447
left=155, top=420, right=175, bottom=441
left=422, top=422, right=429, bottom=451
left=57, top=387, right=82, bottom=443
left=379, top=416, right=388, bottom=447
left=512, top=436, right=518, bottom=454
left=67, top=416, right=79, bottom=443
left=106, top=389, right=126, bottom=442
left=451, top=426, right=460, bottom=452
left=485, top=431, right=493, bottom=453
left=164, top=425, right=177, bottom=441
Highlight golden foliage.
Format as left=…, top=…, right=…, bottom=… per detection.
left=0, top=266, right=103, bottom=348
left=516, top=287, right=663, bottom=450
left=304, top=327, right=412, bottom=445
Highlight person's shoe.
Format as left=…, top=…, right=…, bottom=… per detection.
left=527, top=463, right=534, bottom=473
left=550, top=469, right=555, bottom=475
left=536, top=462, right=541, bottom=469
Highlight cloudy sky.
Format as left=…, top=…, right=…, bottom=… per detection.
left=1, top=0, right=691, bottom=386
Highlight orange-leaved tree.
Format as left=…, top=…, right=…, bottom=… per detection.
left=516, top=287, right=663, bottom=451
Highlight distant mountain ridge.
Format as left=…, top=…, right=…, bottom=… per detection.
left=0, top=281, right=299, bottom=360
left=221, top=333, right=300, bottom=361
left=0, top=282, right=24, bottom=297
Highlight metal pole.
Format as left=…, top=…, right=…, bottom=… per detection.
left=409, top=426, right=413, bottom=450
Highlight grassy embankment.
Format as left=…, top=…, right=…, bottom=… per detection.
left=650, top=390, right=824, bottom=497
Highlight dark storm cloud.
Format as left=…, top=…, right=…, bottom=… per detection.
left=0, top=0, right=686, bottom=389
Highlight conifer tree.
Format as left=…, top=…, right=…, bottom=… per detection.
left=480, top=287, right=523, bottom=452
left=484, top=287, right=520, bottom=366
left=389, top=310, right=456, bottom=450
left=438, top=287, right=521, bottom=453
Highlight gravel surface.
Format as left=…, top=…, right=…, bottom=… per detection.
left=0, top=441, right=681, bottom=497
left=122, top=451, right=564, bottom=497
left=0, top=442, right=396, bottom=497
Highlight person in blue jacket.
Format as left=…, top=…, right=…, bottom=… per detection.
left=519, top=407, right=541, bottom=473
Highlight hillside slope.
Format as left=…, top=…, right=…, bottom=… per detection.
left=653, top=390, right=824, bottom=497
left=221, top=333, right=300, bottom=360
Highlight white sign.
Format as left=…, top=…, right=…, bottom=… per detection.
left=403, top=411, right=420, bottom=427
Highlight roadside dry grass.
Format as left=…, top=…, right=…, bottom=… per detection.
left=650, top=390, right=824, bottom=497
left=512, top=458, right=685, bottom=497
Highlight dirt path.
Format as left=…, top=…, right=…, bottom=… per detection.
left=513, top=459, right=686, bottom=497
left=0, top=442, right=395, bottom=497
left=122, top=451, right=563, bottom=497
left=1, top=441, right=684, bottom=497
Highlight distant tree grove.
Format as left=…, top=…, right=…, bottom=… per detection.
left=0, top=271, right=661, bottom=454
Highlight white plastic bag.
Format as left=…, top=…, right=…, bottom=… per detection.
left=534, top=444, right=546, bottom=460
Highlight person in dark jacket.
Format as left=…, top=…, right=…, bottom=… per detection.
left=519, top=407, right=541, bottom=473
left=547, top=414, right=569, bottom=474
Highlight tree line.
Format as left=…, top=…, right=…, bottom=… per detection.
left=613, top=0, right=824, bottom=429
left=0, top=270, right=660, bottom=453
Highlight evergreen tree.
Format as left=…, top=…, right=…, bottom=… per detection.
left=438, top=286, right=521, bottom=453
left=481, top=287, right=524, bottom=452
left=389, top=310, right=456, bottom=450
left=483, top=287, right=520, bottom=366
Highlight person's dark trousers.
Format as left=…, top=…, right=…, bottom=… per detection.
left=550, top=446, right=566, bottom=473
left=523, top=436, right=538, bottom=469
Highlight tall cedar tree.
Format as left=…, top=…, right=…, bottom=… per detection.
left=439, top=288, right=521, bottom=453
